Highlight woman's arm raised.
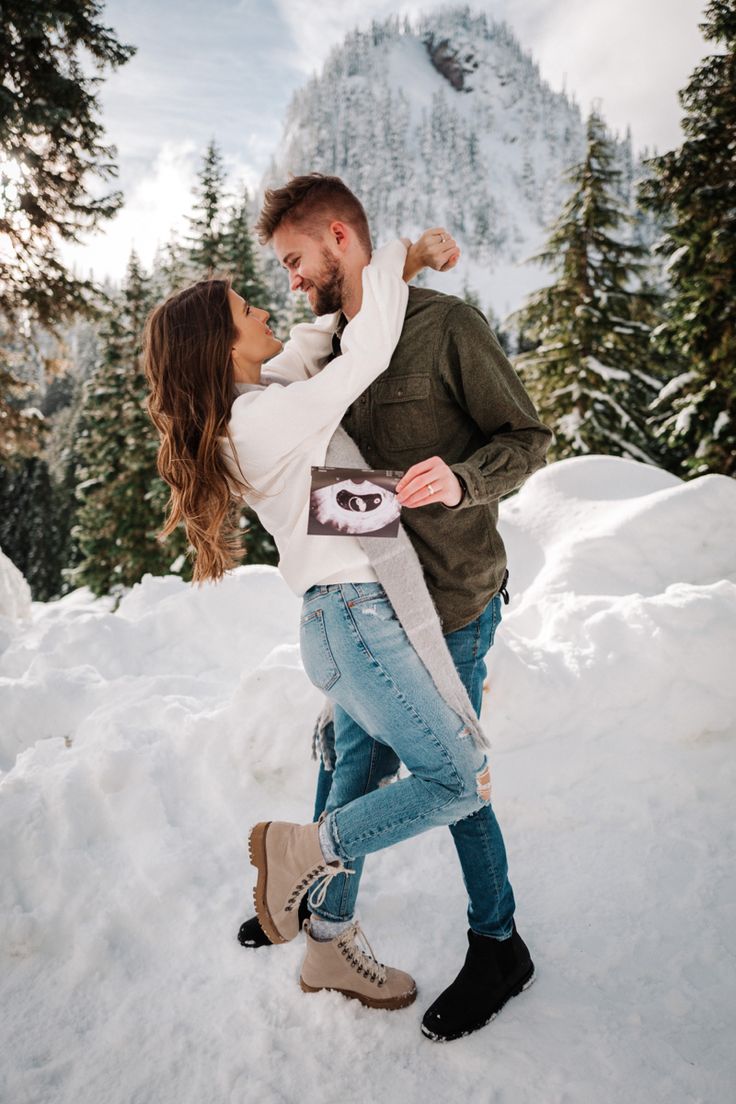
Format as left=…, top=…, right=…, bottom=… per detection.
left=224, top=239, right=409, bottom=475
left=260, top=228, right=460, bottom=387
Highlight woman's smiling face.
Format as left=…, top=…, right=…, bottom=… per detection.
left=228, top=289, right=283, bottom=383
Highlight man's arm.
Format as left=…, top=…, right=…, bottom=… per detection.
left=397, top=301, right=552, bottom=509
left=438, top=301, right=553, bottom=509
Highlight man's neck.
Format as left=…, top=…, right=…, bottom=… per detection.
left=340, top=259, right=369, bottom=321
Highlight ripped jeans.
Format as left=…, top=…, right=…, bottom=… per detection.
left=299, top=582, right=515, bottom=936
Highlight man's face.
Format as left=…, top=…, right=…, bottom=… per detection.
left=272, top=223, right=345, bottom=316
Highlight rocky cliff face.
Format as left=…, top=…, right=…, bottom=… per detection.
left=423, top=30, right=480, bottom=91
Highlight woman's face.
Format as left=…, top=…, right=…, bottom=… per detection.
left=228, top=289, right=283, bottom=384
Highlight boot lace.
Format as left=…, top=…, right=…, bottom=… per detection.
left=336, top=921, right=387, bottom=987
left=284, top=862, right=354, bottom=913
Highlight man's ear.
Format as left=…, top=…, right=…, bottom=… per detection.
left=328, top=220, right=350, bottom=251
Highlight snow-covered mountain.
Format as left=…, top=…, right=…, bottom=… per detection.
left=261, top=8, right=642, bottom=321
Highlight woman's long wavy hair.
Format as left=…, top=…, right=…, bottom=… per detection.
left=143, top=277, right=253, bottom=584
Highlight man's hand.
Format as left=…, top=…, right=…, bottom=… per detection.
left=403, top=228, right=460, bottom=281
left=396, top=456, right=464, bottom=509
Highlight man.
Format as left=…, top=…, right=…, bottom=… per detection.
left=239, top=174, right=552, bottom=1042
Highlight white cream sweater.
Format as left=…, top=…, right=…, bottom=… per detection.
left=219, top=239, right=409, bottom=595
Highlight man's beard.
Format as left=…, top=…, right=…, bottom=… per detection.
left=308, top=249, right=345, bottom=315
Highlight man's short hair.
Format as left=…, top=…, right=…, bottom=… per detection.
left=255, top=173, right=372, bottom=255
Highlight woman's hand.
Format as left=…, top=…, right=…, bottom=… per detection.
left=396, top=455, right=465, bottom=509
left=403, top=228, right=461, bottom=282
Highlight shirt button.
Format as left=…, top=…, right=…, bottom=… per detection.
left=397, top=389, right=403, bottom=396
left=360, top=396, right=367, bottom=404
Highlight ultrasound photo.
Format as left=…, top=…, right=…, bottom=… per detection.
left=308, top=466, right=405, bottom=538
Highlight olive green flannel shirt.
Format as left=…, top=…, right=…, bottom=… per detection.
left=337, top=285, right=553, bottom=633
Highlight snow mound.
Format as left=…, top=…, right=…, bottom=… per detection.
left=0, top=456, right=734, bottom=1104
left=0, top=545, right=32, bottom=623
left=503, top=455, right=735, bottom=599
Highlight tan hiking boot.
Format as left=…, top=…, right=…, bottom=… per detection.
left=248, top=820, right=352, bottom=944
left=299, top=919, right=417, bottom=1010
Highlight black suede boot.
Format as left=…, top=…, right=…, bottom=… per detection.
left=237, top=893, right=310, bottom=948
left=421, top=922, right=535, bottom=1042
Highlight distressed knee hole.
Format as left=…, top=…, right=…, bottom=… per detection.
left=475, top=762, right=492, bottom=804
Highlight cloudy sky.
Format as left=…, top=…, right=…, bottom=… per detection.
left=67, top=0, right=710, bottom=280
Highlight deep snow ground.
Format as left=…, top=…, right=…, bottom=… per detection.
left=1, top=456, right=735, bottom=1104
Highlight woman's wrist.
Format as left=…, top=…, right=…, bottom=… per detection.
left=400, top=228, right=459, bottom=281
left=402, top=241, right=422, bottom=282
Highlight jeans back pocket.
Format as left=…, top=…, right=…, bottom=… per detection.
left=299, top=608, right=341, bottom=692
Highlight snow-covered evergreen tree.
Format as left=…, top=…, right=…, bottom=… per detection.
left=0, top=319, right=47, bottom=461
left=70, top=253, right=190, bottom=599
left=151, top=235, right=191, bottom=298
left=639, top=0, right=736, bottom=477
left=186, top=140, right=227, bottom=276
left=509, top=111, right=665, bottom=464
left=0, top=455, right=69, bottom=600
left=0, top=310, right=104, bottom=599
left=221, top=186, right=272, bottom=309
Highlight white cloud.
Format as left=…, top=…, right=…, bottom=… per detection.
left=62, top=142, right=259, bottom=284
left=61, top=142, right=197, bottom=282
left=510, top=0, right=709, bottom=152
left=273, top=0, right=398, bottom=74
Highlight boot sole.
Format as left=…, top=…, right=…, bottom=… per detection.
left=299, top=976, right=417, bottom=1011
left=248, top=821, right=290, bottom=946
left=420, top=965, right=536, bottom=1043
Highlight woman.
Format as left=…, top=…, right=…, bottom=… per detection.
left=143, top=229, right=527, bottom=1014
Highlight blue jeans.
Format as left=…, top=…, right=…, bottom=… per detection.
left=300, top=583, right=515, bottom=938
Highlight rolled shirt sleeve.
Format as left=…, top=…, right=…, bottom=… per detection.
left=437, top=302, right=554, bottom=509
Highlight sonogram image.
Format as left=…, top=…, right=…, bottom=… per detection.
left=308, top=466, right=404, bottom=537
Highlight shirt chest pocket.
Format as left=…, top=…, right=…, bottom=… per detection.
left=372, top=375, right=439, bottom=454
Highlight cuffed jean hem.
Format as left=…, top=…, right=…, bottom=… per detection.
left=470, top=922, right=515, bottom=940
left=308, top=901, right=356, bottom=923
